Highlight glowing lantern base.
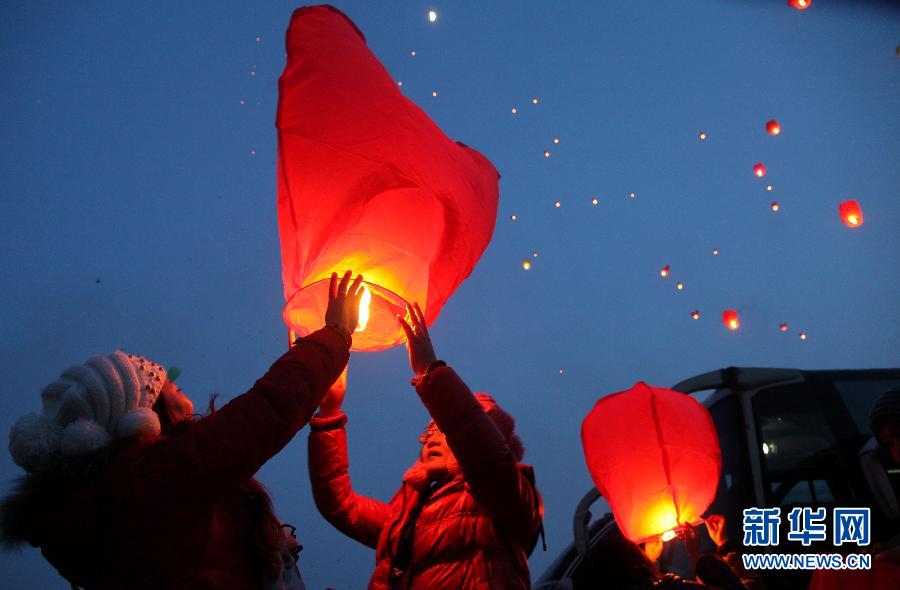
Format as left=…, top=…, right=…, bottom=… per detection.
left=285, top=279, right=408, bottom=352
left=839, top=199, right=864, bottom=228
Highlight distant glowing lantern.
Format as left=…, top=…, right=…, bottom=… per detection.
left=771, top=202, right=780, bottom=212
left=544, top=150, right=551, bottom=158
left=698, top=131, right=707, bottom=140
left=511, top=107, right=517, bottom=114
left=553, top=137, right=560, bottom=144
left=277, top=6, right=499, bottom=352
left=591, top=198, right=599, bottom=205
left=431, top=91, right=438, bottom=97
left=788, top=0, right=810, bottom=9
left=522, top=259, right=532, bottom=270
left=581, top=382, right=722, bottom=543
left=712, top=248, right=719, bottom=256
left=723, top=310, right=739, bottom=331
left=532, top=251, right=539, bottom=258
left=839, top=200, right=863, bottom=227
left=410, top=50, right=416, bottom=56
left=660, top=265, right=670, bottom=277
left=554, top=200, right=561, bottom=208
left=559, top=368, right=564, bottom=375
left=753, top=163, right=767, bottom=177
left=532, top=97, right=539, bottom=105
left=428, top=10, right=438, bottom=22
left=629, top=192, right=636, bottom=199
left=691, top=311, right=700, bottom=320
left=676, top=282, right=684, bottom=291
left=799, top=332, right=807, bottom=340
left=766, top=120, right=781, bottom=135
left=766, top=185, right=773, bottom=191
left=780, top=323, right=788, bottom=332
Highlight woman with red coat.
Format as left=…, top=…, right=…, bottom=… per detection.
left=2, top=272, right=365, bottom=590
left=308, top=302, right=543, bottom=589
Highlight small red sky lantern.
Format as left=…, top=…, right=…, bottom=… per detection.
left=660, top=265, right=670, bottom=277
left=723, top=310, right=740, bottom=331
left=780, top=323, right=788, bottom=332
left=582, top=382, right=721, bottom=543
left=276, top=6, right=498, bottom=351
left=788, top=0, right=811, bottom=9
left=691, top=310, right=700, bottom=320
left=766, top=119, right=781, bottom=135
left=753, top=163, right=767, bottom=177
left=839, top=199, right=864, bottom=227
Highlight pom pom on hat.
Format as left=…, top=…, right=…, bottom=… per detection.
left=60, top=419, right=112, bottom=456
left=9, top=413, right=62, bottom=471
left=475, top=392, right=525, bottom=461
left=116, top=407, right=161, bottom=440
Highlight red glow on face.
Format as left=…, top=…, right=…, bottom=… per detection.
left=839, top=200, right=864, bottom=227
left=789, top=0, right=811, bottom=9
left=766, top=120, right=781, bottom=135
left=660, top=265, right=670, bottom=277
left=753, top=163, right=767, bottom=177
left=723, top=310, right=740, bottom=331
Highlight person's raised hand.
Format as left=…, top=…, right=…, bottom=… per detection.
left=705, top=514, right=728, bottom=548
left=319, top=366, right=347, bottom=418
left=324, top=271, right=364, bottom=336
left=398, top=302, right=437, bottom=377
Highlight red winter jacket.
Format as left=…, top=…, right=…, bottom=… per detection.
left=14, top=327, right=349, bottom=590
left=308, top=364, right=543, bottom=589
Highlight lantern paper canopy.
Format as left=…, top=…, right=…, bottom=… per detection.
left=723, top=310, right=740, bottom=331
left=766, top=120, right=781, bottom=135
left=581, top=382, right=722, bottom=543
left=276, top=6, right=499, bottom=351
left=753, top=163, right=767, bottom=177
left=839, top=199, right=864, bottom=227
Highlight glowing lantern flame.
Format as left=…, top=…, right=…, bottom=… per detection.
left=766, top=120, right=781, bottom=135
left=591, top=198, right=599, bottom=205
left=691, top=311, right=700, bottom=320
left=676, top=282, right=684, bottom=291
left=660, top=265, right=670, bottom=277
left=780, top=323, right=788, bottom=332
left=723, top=310, right=740, bottom=331
left=799, top=332, right=807, bottom=340
left=661, top=530, right=677, bottom=542
left=355, top=283, right=372, bottom=332
left=753, top=163, right=767, bottom=177
left=788, top=0, right=811, bottom=9
left=581, top=382, right=722, bottom=543
left=839, top=200, right=864, bottom=227
left=522, top=259, right=532, bottom=271
left=771, top=202, right=780, bottom=212
left=699, top=131, right=707, bottom=140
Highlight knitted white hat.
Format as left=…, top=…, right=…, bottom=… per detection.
left=9, top=351, right=167, bottom=472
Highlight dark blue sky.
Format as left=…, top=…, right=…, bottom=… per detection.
left=2, top=1, right=898, bottom=587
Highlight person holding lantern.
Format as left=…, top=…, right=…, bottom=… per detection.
left=1, top=271, right=365, bottom=590
left=307, top=302, right=543, bottom=589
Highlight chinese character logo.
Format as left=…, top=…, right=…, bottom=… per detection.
left=787, top=507, right=828, bottom=546
left=743, top=507, right=781, bottom=547
left=833, top=508, right=870, bottom=546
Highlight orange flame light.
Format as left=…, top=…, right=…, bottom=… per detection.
left=660, top=265, right=670, bottom=277
left=766, top=120, right=781, bottom=135
left=723, top=310, right=740, bottom=331
left=839, top=200, right=863, bottom=227
left=788, top=0, right=811, bottom=9
left=753, top=163, right=767, bottom=177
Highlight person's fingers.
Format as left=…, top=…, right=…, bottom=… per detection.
left=350, top=274, right=364, bottom=298
left=398, top=314, right=415, bottom=341
left=329, top=272, right=338, bottom=302
left=405, top=304, right=417, bottom=332
left=338, top=270, right=352, bottom=296
left=413, top=302, right=427, bottom=333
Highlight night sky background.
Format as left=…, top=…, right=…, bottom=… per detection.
left=1, top=1, right=899, bottom=587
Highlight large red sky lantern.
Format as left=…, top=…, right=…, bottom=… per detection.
left=766, top=119, right=781, bottom=135
left=581, top=382, right=721, bottom=543
left=276, top=6, right=499, bottom=351
left=839, top=199, right=864, bottom=228
left=753, top=163, right=767, bottom=177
